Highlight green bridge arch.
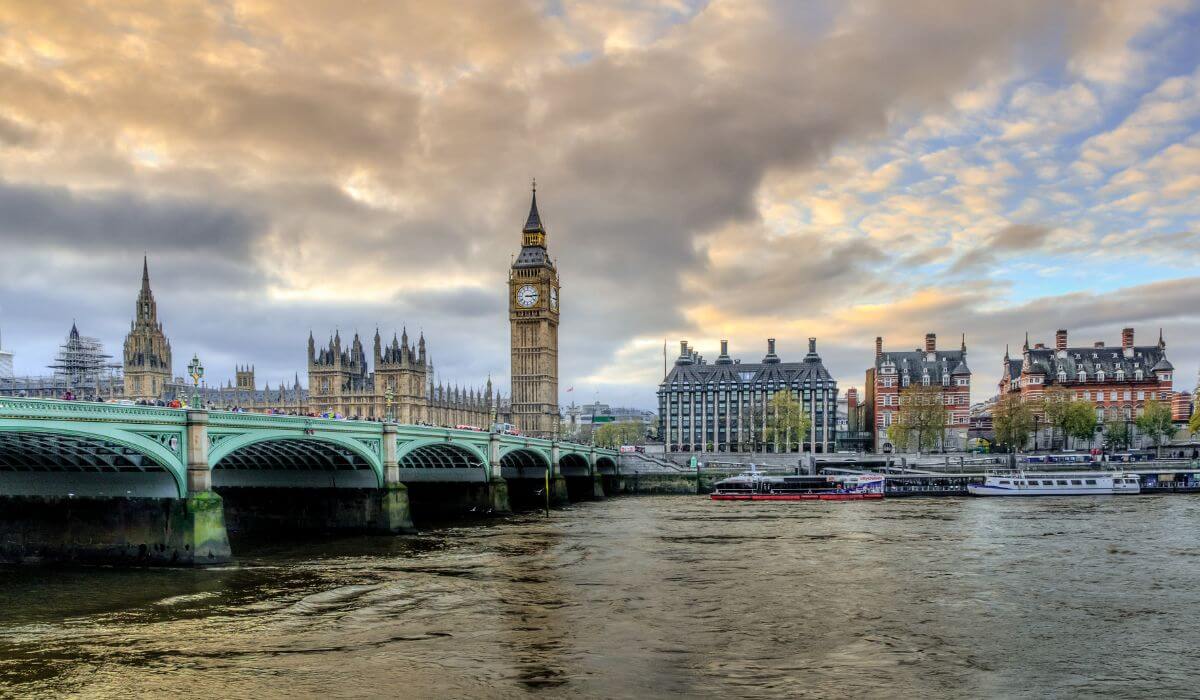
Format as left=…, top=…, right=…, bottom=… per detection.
left=0, top=423, right=188, bottom=498
left=396, top=438, right=489, bottom=469
left=209, top=431, right=385, bottom=488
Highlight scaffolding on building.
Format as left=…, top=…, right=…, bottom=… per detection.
left=0, top=324, right=124, bottom=399
left=48, top=323, right=122, bottom=386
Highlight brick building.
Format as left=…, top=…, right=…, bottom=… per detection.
left=863, top=333, right=972, bottom=452
left=998, top=328, right=1176, bottom=449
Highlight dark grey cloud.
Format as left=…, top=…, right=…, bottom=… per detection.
left=0, top=180, right=261, bottom=256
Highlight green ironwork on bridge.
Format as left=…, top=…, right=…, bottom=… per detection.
left=0, top=397, right=619, bottom=499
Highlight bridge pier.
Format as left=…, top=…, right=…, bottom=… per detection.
left=486, top=434, right=513, bottom=513
left=0, top=493, right=231, bottom=566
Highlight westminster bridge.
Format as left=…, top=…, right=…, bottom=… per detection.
left=0, top=397, right=621, bottom=565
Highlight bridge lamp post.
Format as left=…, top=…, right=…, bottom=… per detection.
left=187, top=354, right=204, bottom=409
left=385, top=388, right=395, bottom=423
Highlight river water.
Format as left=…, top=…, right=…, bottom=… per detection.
left=2, top=495, right=1199, bottom=698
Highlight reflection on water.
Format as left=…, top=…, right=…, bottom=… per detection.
left=3, top=496, right=1200, bottom=698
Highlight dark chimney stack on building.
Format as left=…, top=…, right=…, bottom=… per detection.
left=1122, top=327, right=1135, bottom=350
left=875, top=336, right=883, bottom=359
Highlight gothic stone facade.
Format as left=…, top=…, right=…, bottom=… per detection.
left=307, top=330, right=496, bottom=425
left=508, top=185, right=560, bottom=438
left=863, top=333, right=972, bottom=452
left=999, top=328, right=1175, bottom=447
left=658, top=338, right=838, bottom=453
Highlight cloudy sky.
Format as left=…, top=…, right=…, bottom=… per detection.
left=2, top=0, right=1199, bottom=409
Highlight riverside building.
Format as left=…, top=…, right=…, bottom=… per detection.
left=862, top=333, right=972, bottom=452
left=657, top=338, right=838, bottom=453
left=998, top=328, right=1176, bottom=448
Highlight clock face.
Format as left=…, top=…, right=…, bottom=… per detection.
left=550, top=287, right=558, bottom=309
left=516, top=285, right=539, bottom=308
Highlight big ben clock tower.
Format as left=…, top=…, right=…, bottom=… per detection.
left=509, top=182, right=560, bottom=438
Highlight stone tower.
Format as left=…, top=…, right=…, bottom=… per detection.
left=307, top=330, right=369, bottom=415
left=373, top=327, right=429, bottom=423
left=508, top=182, right=560, bottom=437
left=123, top=257, right=173, bottom=400
left=235, top=365, right=255, bottom=391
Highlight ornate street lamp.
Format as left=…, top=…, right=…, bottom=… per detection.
left=187, top=354, right=204, bottom=409
left=385, top=387, right=395, bottom=423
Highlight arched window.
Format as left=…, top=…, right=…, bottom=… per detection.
left=1135, top=368, right=1143, bottom=380
left=1115, top=369, right=1125, bottom=381
left=1078, top=370, right=1087, bottom=382
left=922, top=373, right=931, bottom=387
left=1097, top=370, right=1106, bottom=382
left=1058, top=370, right=1067, bottom=383
left=942, top=373, right=950, bottom=386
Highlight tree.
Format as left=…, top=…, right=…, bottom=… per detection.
left=594, top=421, right=645, bottom=449
left=1062, top=400, right=1098, bottom=451
left=1041, top=386, right=1073, bottom=449
left=1104, top=418, right=1132, bottom=451
left=993, top=394, right=1034, bottom=452
left=887, top=384, right=948, bottom=454
left=764, top=391, right=811, bottom=453
left=1190, top=408, right=1200, bottom=437
left=1136, top=398, right=1175, bottom=456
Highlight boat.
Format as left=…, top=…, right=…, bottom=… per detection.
left=967, top=470, right=1141, bottom=497
left=711, top=473, right=885, bottom=501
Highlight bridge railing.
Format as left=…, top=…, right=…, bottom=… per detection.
left=0, top=396, right=186, bottom=422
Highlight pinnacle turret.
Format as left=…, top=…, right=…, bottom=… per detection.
left=523, top=179, right=544, bottom=234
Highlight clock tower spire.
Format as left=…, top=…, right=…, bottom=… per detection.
left=509, top=181, right=560, bottom=438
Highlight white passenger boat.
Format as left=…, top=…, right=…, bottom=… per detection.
left=968, top=471, right=1141, bottom=496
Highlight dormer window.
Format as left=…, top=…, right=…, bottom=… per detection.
left=1078, top=370, right=1087, bottom=382
left=1135, top=368, right=1143, bottom=380
left=1057, top=370, right=1067, bottom=383
left=1096, top=370, right=1105, bottom=382
left=942, top=373, right=950, bottom=386
left=1115, top=369, right=1124, bottom=381
left=922, top=373, right=930, bottom=387
left=902, top=375, right=909, bottom=387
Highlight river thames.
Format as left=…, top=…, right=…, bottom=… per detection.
left=2, top=495, right=1198, bottom=698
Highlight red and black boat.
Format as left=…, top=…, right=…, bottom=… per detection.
left=711, top=473, right=885, bottom=501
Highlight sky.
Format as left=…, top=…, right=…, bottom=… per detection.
left=1, top=0, right=1200, bottom=410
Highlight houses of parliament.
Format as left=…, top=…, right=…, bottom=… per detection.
left=3, top=187, right=562, bottom=435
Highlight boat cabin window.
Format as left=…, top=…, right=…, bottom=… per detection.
left=1042, top=480, right=1054, bottom=485
left=998, top=480, right=1010, bottom=485
left=1056, top=480, right=1068, bottom=485
left=1070, top=480, right=1082, bottom=485
left=1085, top=479, right=1096, bottom=485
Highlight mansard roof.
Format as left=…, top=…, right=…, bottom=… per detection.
left=878, top=349, right=969, bottom=376
left=1016, top=344, right=1171, bottom=383
left=661, top=346, right=836, bottom=389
